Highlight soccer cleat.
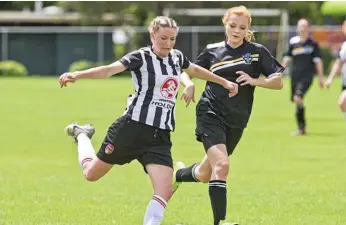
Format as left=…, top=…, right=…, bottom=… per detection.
left=64, top=123, right=95, bottom=142
left=173, top=161, right=185, bottom=193
left=290, top=129, right=307, bottom=136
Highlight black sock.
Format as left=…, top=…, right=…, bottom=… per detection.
left=175, top=163, right=199, bottom=182
left=209, top=180, right=227, bottom=225
left=296, top=104, right=306, bottom=130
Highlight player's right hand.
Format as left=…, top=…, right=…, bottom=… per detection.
left=59, top=72, right=77, bottom=88
left=223, top=81, right=238, bottom=97
left=181, top=83, right=195, bottom=107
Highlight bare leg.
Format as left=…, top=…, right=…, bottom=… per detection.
left=143, top=164, right=173, bottom=225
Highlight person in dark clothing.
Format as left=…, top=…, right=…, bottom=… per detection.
left=281, top=18, right=325, bottom=135
left=172, top=6, right=284, bottom=225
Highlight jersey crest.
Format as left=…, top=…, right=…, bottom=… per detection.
left=242, top=53, right=253, bottom=64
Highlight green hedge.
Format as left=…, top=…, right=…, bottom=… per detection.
left=0, top=60, right=28, bottom=77
left=68, top=59, right=95, bottom=72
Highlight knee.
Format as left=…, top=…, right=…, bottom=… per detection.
left=214, top=159, right=229, bottom=178
left=294, top=96, right=303, bottom=105
left=84, top=169, right=100, bottom=182
left=339, top=101, right=346, bottom=112
left=155, top=184, right=174, bottom=201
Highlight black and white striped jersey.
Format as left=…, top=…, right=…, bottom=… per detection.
left=119, top=46, right=190, bottom=131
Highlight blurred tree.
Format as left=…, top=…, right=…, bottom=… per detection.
left=0, top=1, right=55, bottom=11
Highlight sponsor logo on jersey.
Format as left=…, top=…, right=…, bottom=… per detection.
left=161, top=78, right=178, bottom=99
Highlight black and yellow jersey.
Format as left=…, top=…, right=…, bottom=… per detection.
left=283, top=36, right=321, bottom=81
left=195, top=40, right=284, bottom=129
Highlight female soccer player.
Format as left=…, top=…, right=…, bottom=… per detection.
left=325, top=19, right=346, bottom=119
left=174, top=6, right=284, bottom=225
left=59, top=16, right=238, bottom=225
left=281, top=18, right=325, bottom=135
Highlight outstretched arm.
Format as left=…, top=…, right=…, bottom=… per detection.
left=183, top=63, right=238, bottom=97
left=59, top=61, right=126, bottom=88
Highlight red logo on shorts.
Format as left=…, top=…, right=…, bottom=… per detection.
left=105, top=144, right=114, bottom=154
left=161, top=78, right=178, bottom=99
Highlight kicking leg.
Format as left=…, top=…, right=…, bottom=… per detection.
left=65, top=123, right=113, bottom=181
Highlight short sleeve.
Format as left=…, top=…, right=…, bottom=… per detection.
left=260, top=45, right=285, bottom=77
left=181, top=54, right=191, bottom=69
left=175, top=50, right=191, bottom=70
left=194, top=48, right=212, bottom=69
left=119, top=50, right=143, bottom=71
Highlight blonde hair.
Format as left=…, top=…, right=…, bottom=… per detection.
left=148, top=16, right=179, bottom=34
left=222, top=5, right=255, bottom=41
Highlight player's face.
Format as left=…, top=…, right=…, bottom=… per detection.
left=151, top=27, right=177, bottom=57
left=225, top=14, right=249, bottom=46
left=297, top=20, right=310, bottom=37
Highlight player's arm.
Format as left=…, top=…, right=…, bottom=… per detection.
left=180, top=72, right=194, bottom=87
left=59, top=61, right=126, bottom=88
left=255, top=73, right=284, bottom=90
left=184, top=63, right=238, bottom=97
left=73, top=61, right=125, bottom=79
left=236, top=71, right=284, bottom=90
left=184, top=63, right=238, bottom=93
left=312, top=43, right=325, bottom=88
left=179, top=72, right=196, bottom=107
left=281, top=56, right=291, bottom=69
left=241, top=44, right=285, bottom=90
left=325, top=58, right=342, bottom=87
left=59, top=50, right=142, bottom=88
left=314, top=59, right=325, bottom=80
left=281, top=42, right=293, bottom=68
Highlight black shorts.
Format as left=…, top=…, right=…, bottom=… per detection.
left=96, top=116, right=173, bottom=171
left=290, top=79, right=313, bottom=101
left=342, top=85, right=346, bottom=91
left=196, top=112, right=243, bottom=155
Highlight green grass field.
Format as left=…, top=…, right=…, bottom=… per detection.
left=0, top=76, right=345, bottom=225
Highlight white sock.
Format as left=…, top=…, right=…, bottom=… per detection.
left=76, top=133, right=96, bottom=168
left=143, top=195, right=167, bottom=225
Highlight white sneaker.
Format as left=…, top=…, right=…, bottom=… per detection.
left=173, top=161, right=185, bottom=193
left=64, top=123, right=95, bottom=142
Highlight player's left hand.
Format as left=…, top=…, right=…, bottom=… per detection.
left=318, top=76, right=325, bottom=89
left=181, top=83, right=195, bottom=107
left=236, top=71, right=257, bottom=86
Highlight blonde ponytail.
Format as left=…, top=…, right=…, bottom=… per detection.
left=245, top=30, right=255, bottom=42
